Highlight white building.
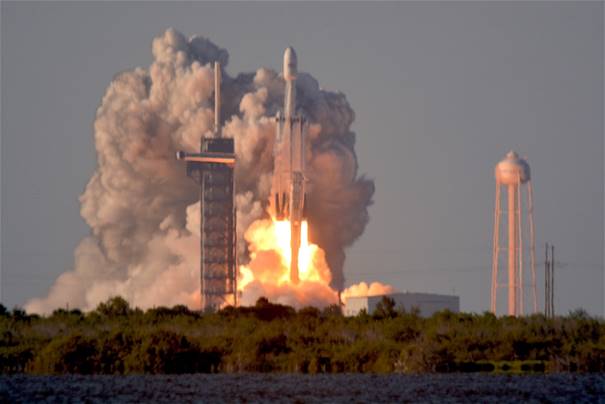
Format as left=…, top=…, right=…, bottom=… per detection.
left=344, top=292, right=460, bottom=317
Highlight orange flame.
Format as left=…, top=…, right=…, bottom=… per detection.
left=238, top=218, right=337, bottom=307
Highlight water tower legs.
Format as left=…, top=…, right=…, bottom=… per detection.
left=507, top=183, right=517, bottom=316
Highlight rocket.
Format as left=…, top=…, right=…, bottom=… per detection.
left=270, top=47, right=307, bottom=284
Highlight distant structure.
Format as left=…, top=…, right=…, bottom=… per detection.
left=491, top=151, right=536, bottom=316
left=344, top=292, right=460, bottom=317
left=544, top=242, right=555, bottom=318
left=176, top=62, right=237, bottom=311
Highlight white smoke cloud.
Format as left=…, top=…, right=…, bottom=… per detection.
left=26, top=28, right=374, bottom=314
left=341, top=281, right=396, bottom=304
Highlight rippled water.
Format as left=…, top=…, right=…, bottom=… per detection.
left=2, top=374, right=604, bottom=403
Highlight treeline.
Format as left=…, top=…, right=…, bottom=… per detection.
left=1, top=297, right=604, bottom=374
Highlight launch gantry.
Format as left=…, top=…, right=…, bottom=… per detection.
left=176, top=62, right=237, bottom=311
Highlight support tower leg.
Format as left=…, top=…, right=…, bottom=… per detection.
left=508, top=184, right=517, bottom=316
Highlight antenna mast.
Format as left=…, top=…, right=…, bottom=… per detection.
left=214, top=62, right=222, bottom=137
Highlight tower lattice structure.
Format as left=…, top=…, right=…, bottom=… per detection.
left=177, top=62, right=237, bottom=311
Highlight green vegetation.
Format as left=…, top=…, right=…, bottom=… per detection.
left=1, top=296, right=603, bottom=374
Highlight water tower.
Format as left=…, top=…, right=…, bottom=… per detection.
left=491, top=151, right=536, bottom=316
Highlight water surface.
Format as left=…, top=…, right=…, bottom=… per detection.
left=2, top=374, right=604, bottom=403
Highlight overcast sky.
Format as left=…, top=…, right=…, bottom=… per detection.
left=2, top=1, right=603, bottom=315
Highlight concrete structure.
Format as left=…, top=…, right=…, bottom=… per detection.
left=492, top=151, right=537, bottom=316
left=344, top=292, right=460, bottom=317
left=176, top=62, right=237, bottom=311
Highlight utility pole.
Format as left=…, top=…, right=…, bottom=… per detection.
left=544, top=243, right=555, bottom=318
left=545, top=243, right=549, bottom=318
left=551, top=244, right=555, bottom=317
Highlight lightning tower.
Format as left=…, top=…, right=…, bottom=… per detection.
left=176, top=62, right=237, bottom=311
left=491, top=151, right=537, bottom=316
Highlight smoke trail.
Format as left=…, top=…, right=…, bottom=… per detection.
left=25, top=29, right=374, bottom=314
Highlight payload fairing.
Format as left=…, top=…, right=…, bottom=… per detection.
left=270, top=47, right=307, bottom=284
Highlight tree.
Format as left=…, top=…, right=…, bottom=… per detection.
left=321, top=304, right=343, bottom=318
left=11, top=307, right=26, bottom=320
left=253, top=297, right=296, bottom=321
left=95, top=296, right=131, bottom=317
left=373, top=296, right=397, bottom=319
left=32, top=334, right=97, bottom=374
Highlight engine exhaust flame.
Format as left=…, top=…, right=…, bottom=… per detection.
left=238, top=218, right=336, bottom=306
left=237, top=217, right=397, bottom=309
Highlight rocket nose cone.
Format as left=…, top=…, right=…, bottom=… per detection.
left=284, top=47, right=297, bottom=64
left=283, top=47, right=298, bottom=80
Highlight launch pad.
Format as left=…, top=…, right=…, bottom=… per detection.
left=177, top=48, right=309, bottom=310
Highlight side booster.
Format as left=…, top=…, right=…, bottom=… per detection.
left=270, top=47, right=307, bottom=284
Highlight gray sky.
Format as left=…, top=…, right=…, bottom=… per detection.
left=2, top=1, right=603, bottom=315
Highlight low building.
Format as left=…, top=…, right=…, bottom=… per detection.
left=344, top=292, right=460, bottom=317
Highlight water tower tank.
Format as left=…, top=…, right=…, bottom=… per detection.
left=495, top=151, right=530, bottom=185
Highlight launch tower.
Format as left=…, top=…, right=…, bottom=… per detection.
left=176, top=62, right=237, bottom=311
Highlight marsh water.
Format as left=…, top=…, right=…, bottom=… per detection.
left=2, top=374, right=604, bottom=403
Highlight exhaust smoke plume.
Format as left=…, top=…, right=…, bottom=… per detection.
left=26, top=29, right=376, bottom=314
left=341, top=282, right=395, bottom=304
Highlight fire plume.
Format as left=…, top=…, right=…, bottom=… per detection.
left=238, top=218, right=338, bottom=307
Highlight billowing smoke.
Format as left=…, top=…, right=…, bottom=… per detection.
left=26, top=29, right=374, bottom=314
left=341, top=282, right=395, bottom=304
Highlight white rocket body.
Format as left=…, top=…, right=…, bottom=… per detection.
left=270, top=47, right=306, bottom=284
